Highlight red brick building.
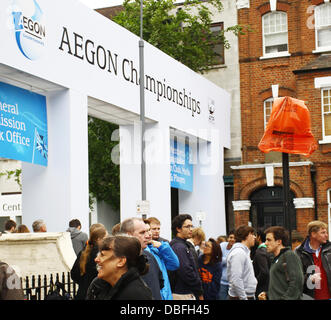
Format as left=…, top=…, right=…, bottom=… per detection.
left=234, top=0, right=331, bottom=239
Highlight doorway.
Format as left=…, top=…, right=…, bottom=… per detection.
left=250, top=187, right=296, bottom=230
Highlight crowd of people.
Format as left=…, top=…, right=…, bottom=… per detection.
left=0, top=216, right=330, bottom=301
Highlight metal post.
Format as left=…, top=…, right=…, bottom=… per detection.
left=139, top=0, right=146, bottom=204
left=282, top=152, right=292, bottom=245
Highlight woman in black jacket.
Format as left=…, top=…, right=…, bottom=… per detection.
left=86, top=234, right=153, bottom=300
left=71, top=225, right=108, bottom=300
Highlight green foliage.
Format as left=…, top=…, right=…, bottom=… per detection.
left=0, top=168, right=22, bottom=189
left=88, top=0, right=247, bottom=209
left=113, top=0, right=245, bottom=72
left=88, top=117, right=120, bottom=210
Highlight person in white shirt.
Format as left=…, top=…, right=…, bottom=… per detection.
left=227, top=225, right=257, bottom=300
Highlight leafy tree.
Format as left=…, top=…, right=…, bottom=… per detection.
left=88, top=117, right=120, bottom=210
left=89, top=0, right=246, bottom=209
left=113, top=0, right=245, bottom=72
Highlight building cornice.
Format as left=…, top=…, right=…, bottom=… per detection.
left=231, top=161, right=314, bottom=170
left=293, top=198, right=315, bottom=209
left=232, top=200, right=251, bottom=211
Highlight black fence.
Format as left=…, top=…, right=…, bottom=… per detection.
left=21, top=272, right=77, bottom=300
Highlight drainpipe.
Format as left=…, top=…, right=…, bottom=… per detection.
left=311, top=166, right=318, bottom=220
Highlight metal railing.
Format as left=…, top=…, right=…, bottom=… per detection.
left=21, top=272, right=77, bottom=300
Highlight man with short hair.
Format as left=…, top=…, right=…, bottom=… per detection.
left=259, top=226, right=304, bottom=300
left=144, top=220, right=179, bottom=300
left=295, top=220, right=331, bottom=300
left=67, top=219, right=88, bottom=255
left=3, top=220, right=16, bottom=233
left=32, top=219, right=47, bottom=232
left=145, top=217, right=168, bottom=242
left=170, top=214, right=203, bottom=300
left=120, top=217, right=163, bottom=300
left=227, top=225, right=257, bottom=300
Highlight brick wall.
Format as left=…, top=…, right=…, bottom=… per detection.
left=234, top=0, right=331, bottom=233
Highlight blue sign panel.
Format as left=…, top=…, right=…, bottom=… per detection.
left=0, top=81, right=48, bottom=166
left=170, top=139, right=193, bottom=192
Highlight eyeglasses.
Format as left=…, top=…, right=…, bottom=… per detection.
left=182, top=225, right=194, bottom=229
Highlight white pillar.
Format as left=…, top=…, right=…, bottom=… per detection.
left=179, top=139, right=226, bottom=239
left=21, top=89, right=89, bottom=233
left=119, top=122, right=172, bottom=240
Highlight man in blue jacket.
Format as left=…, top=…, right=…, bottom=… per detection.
left=144, top=220, right=179, bottom=300
left=170, top=214, right=203, bottom=300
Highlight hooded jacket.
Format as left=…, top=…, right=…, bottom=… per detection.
left=145, top=241, right=179, bottom=300
left=67, top=227, right=88, bottom=256
left=295, top=237, right=331, bottom=299
left=227, top=242, right=257, bottom=299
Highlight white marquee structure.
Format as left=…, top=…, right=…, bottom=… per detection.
left=0, top=0, right=230, bottom=239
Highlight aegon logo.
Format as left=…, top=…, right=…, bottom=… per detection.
left=11, top=0, right=46, bottom=60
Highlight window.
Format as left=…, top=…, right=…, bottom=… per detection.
left=315, top=3, right=331, bottom=51
left=264, top=98, right=274, bottom=128
left=210, top=23, right=225, bottom=65
left=262, top=11, right=288, bottom=56
left=322, top=88, right=331, bottom=139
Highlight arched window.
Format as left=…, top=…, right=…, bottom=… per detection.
left=315, top=3, right=331, bottom=51
left=264, top=98, right=273, bottom=129
left=262, top=11, right=288, bottom=56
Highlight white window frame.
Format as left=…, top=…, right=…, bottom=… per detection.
left=321, top=87, right=331, bottom=143
left=260, top=11, right=290, bottom=60
left=328, top=189, right=331, bottom=241
left=313, top=3, right=331, bottom=54
left=264, top=98, right=274, bottom=128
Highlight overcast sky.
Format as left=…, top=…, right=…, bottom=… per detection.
left=79, top=0, right=124, bottom=9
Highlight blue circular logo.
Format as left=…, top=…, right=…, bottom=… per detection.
left=11, top=0, right=46, bottom=60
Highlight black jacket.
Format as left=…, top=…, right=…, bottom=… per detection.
left=86, top=267, right=153, bottom=300
left=71, top=245, right=99, bottom=300
left=141, top=250, right=163, bottom=300
left=169, top=237, right=203, bottom=298
left=253, top=245, right=272, bottom=296
left=295, top=237, right=331, bottom=299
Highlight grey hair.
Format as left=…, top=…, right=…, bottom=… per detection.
left=120, top=218, right=143, bottom=234
left=32, top=219, right=45, bottom=232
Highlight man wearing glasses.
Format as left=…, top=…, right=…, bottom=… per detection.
left=170, top=214, right=203, bottom=300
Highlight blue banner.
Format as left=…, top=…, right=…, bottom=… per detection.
left=0, top=81, right=48, bottom=166
left=170, top=139, right=193, bottom=192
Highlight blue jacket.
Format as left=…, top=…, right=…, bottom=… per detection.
left=146, top=241, right=179, bottom=300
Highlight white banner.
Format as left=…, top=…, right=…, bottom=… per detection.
left=0, top=194, right=22, bottom=216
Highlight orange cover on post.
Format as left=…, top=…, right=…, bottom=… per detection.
left=258, top=96, right=317, bottom=156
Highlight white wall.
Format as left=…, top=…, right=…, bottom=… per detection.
left=0, top=0, right=231, bottom=238
left=22, top=89, right=89, bottom=234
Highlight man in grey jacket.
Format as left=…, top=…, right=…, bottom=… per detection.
left=67, top=219, right=88, bottom=255
left=227, top=225, right=257, bottom=300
